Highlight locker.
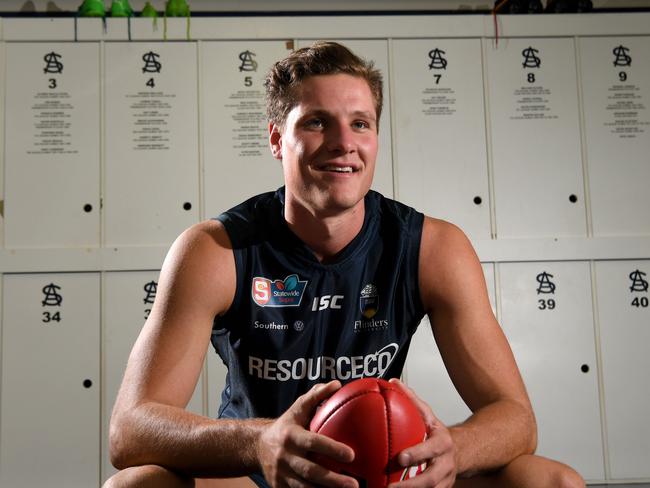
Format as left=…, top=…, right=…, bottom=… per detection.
left=579, top=37, right=650, bottom=237
left=0, top=42, right=5, bottom=247
left=296, top=39, right=394, bottom=199
left=202, top=41, right=289, bottom=217
left=393, top=39, right=490, bottom=240
left=4, top=42, right=100, bottom=248
left=498, top=261, right=604, bottom=480
left=404, top=263, right=496, bottom=428
left=104, top=42, right=199, bottom=246
left=595, top=260, right=650, bottom=479
left=486, top=38, right=586, bottom=238
left=1, top=273, right=100, bottom=487
left=102, top=270, right=204, bottom=482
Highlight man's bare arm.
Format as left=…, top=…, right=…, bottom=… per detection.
left=109, top=220, right=264, bottom=476
left=416, top=217, right=536, bottom=477
left=108, top=220, right=356, bottom=485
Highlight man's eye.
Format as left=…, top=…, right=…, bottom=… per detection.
left=305, top=118, right=324, bottom=128
left=353, top=120, right=370, bottom=130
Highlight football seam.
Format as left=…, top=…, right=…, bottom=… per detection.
left=314, top=388, right=381, bottom=433
left=381, top=387, right=392, bottom=485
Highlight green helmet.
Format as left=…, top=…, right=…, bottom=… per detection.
left=77, top=0, right=105, bottom=17
left=141, top=1, right=159, bottom=17
left=165, top=0, right=190, bottom=17
left=110, top=0, right=133, bottom=17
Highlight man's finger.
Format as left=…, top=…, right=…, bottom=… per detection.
left=292, top=428, right=355, bottom=464
left=287, top=454, right=358, bottom=488
left=292, top=381, right=343, bottom=423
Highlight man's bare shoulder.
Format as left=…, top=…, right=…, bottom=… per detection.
left=159, top=220, right=236, bottom=316
left=165, top=219, right=234, bottom=265
left=420, top=216, right=475, bottom=258
left=418, top=216, right=484, bottom=310
left=176, top=219, right=231, bottom=247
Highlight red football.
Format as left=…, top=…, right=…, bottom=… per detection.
left=309, top=378, right=427, bottom=488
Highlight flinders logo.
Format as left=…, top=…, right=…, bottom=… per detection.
left=355, top=283, right=388, bottom=332
left=359, top=283, right=378, bottom=318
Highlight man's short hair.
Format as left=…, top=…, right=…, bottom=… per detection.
left=264, top=41, right=383, bottom=130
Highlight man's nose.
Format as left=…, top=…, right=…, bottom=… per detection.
left=326, top=122, right=355, bottom=154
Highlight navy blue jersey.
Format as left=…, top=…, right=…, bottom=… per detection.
left=212, top=187, right=425, bottom=419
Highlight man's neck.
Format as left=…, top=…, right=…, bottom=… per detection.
left=284, top=197, right=365, bottom=263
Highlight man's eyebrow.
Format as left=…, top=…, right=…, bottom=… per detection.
left=351, top=110, right=377, bottom=121
left=302, top=109, right=376, bottom=121
left=302, top=109, right=329, bottom=117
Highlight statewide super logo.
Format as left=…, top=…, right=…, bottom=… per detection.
left=359, top=283, right=379, bottom=318
left=252, top=274, right=308, bottom=307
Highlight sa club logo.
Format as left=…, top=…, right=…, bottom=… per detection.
left=252, top=274, right=308, bottom=307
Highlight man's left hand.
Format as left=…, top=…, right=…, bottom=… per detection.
left=388, top=379, right=458, bottom=488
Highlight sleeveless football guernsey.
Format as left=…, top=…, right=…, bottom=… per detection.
left=212, top=187, right=425, bottom=419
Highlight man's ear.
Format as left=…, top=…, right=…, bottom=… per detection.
left=269, top=122, right=282, bottom=160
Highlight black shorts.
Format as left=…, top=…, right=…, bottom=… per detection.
left=249, top=472, right=271, bottom=488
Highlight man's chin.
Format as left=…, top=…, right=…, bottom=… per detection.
left=314, top=192, right=366, bottom=217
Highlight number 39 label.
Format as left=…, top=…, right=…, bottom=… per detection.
left=538, top=298, right=556, bottom=310
left=535, top=271, right=556, bottom=311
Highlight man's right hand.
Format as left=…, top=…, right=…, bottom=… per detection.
left=257, top=381, right=359, bottom=488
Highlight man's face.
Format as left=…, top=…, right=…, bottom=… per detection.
left=269, top=74, right=379, bottom=216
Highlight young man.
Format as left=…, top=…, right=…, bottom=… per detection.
left=105, top=42, right=585, bottom=488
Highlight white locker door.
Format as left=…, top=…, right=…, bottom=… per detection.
left=1, top=273, right=100, bottom=488
left=0, top=42, right=5, bottom=246
left=104, top=42, right=199, bottom=246
left=404, top=263, right=496, bottom=428
left=498, top=262, right=604, bottom=480
left=103, top=270, right=204, bottom=482
left=296, top=39, right=394, bottom=198
left=393, top=39, right=490, bottom=240
left=579, top=37, right=650, bottom=236
left=4, top=42, right=100, bottom=248
left=595, top=260, right=650, bottom=479
left=202, top=41, right=290, bottom=216
left=486, top=38, right=586, bottom=238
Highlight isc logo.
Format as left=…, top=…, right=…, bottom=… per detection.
left=312, top=295, right=344, bottom=311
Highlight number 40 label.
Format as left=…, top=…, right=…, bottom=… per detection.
left=629, top=270, right=648, bottom=308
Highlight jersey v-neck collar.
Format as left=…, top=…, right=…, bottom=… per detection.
left=273, top=187, right=378, bottom=270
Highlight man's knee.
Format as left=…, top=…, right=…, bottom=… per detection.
left=550, top=463, right=585, bottom=488
left=495, top=454, right=585, bottom=488
left=103, top=465, right=194, bottom=488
